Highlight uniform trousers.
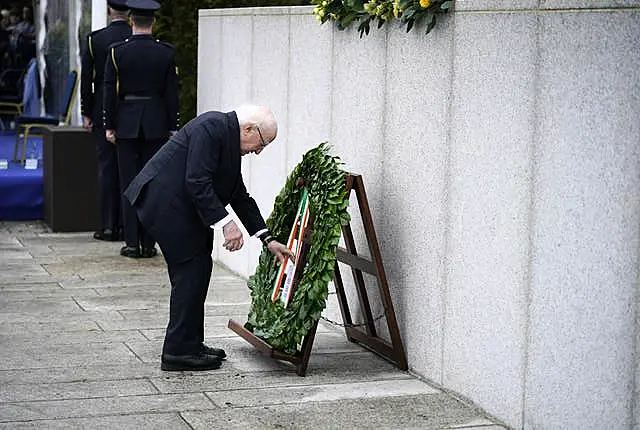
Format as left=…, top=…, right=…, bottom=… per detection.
left=93, top=127, right=121, bottom=232
left=158, top=228, right=214, bottom=356
left=116, top=135, right=165, bottom=249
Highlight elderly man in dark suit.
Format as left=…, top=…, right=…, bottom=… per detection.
left=124, top=105, right=292, bottom=371
left=80, top=0, right=131, bottom=242
left=103, top=0, right=179, bottom=259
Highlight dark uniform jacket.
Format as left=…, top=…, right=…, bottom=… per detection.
left=80, top=20, right=131, bottom=124
left=123, top=111, right=267, bottom=262
left=103, top=34, right=179, bottom=140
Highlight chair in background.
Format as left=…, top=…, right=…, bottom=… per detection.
left=13, top=69, right=78, bottom=164
left=0, top=67, right=26, bottom=124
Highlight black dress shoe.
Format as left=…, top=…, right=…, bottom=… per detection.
left=94, top=229, right=122, bottom=241
left=140, top=247, right=158, bottom=258
left=120, top=246, right=140, bottom=258
left=94, top=229, right=115, bottom=241
left=201, top=344, right=227, bottom=359
left=161, top=353, right=222, bottom=371
left=93, top=230, right=107, bottom=241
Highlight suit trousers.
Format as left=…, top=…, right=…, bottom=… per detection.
left=93, top=127, right=121, bottom=232
left=116, top=136, right=165, bottom=249
left=161, top=228, right=214, bottom=356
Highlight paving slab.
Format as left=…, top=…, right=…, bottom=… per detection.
left=60, top=275, right=170, bottom=289
left=0, top=328, right=147, bottom=347
left=0, top=393, right=217, bottom=422
left=0, top=319, right=101, bottom=335
left=0, top=413, right=191, bottom=429
left=0, top=341, right=140, bottom=370
left=0, top=221, right=508, bottom=429
left=182, top=395, right=488, bottom=430
left=205, top=379, right=441, bottom=408
left=448, top=417, right=502, bottom=428
left=0, top=288, right=99, bottom=301
left=0, top=379, right=158, bottom=402
left=0, top=251, right=33, bottom=261
left=74, top=295, right=169, bottom=312
left=0, top=297, right=82, bottom=314
left=0, top=283, right=63, bottom=292
left=150, top=367, right=412, bottom=394
left=0, top=362, right=163, bottom=385
left=0, top=309, right=121, bottom=324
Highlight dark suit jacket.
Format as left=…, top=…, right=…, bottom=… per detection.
left=80, top=20, right=131, bottom=124
left=123, top=111, right=267, bottom=262
left=103, top=34, right=179, bottom=140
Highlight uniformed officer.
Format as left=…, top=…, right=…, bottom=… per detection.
left=103, top=0, right=179, bottom=259
left=80, top=0, right=132, bottom=242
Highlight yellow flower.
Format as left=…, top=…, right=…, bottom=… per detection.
left=419, top=0, right=431, bottom=8
left=392, top=0, right=401, bottom=17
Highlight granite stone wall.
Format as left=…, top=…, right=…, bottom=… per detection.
left=198, top=2, right=640, bottom=428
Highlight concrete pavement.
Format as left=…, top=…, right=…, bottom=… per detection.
left=0, top=221, right=509, bottom=429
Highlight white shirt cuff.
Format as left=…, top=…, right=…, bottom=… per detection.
left=253, top=228, right=268, bottom=238
left=210, top=214, right=233, bottom=230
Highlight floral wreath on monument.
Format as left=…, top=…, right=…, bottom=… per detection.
left=312, top=0, right=453, bottom=37
left=244, top=142, right=350, bottom=355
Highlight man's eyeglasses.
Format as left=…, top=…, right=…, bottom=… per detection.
left=256, top=125, right=268, bottom=148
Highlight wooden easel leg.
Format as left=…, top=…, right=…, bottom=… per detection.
left=333, top=262, right=355, bottom=341
left=353, top=175, right=408, bottom=370
left=341, top=223, right=377, bottom=337
left=296, top=320, right=319, bottom=376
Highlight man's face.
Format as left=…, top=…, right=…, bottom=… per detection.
left=240, top=125, right=273, bottom=156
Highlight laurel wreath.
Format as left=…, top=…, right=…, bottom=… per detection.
left=244, top=142, right=350, bottom=354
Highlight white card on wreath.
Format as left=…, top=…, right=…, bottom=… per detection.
left=24, top=159, right=38, bottom=170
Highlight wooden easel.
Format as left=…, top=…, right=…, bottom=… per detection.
left=228, top=173, right=407, bottom=376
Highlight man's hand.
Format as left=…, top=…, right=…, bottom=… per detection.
left=82, top=115, right=93, bottom=132
left=222, top=220, right=244, bottom=252
left=267, top=240, right=295, bottom=265
left=105, top=129, right=116, bottom=144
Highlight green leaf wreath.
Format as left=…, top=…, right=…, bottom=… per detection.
left=312, top=0, right=453, bottom=38
left=244, top=143, right=350, bottom=354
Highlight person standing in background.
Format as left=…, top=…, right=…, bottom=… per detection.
left=103, top=0, right=179, bottom=259
left=80, top=0, right=131, bottom=242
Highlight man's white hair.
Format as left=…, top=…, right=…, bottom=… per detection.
left=236, top=105, right=277, bottom=137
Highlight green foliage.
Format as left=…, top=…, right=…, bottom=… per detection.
left=312, top=0, right=452, bottom=38
left=154, top=0, right=308, bottom=125
left=245, top=143, right=350, bottom=354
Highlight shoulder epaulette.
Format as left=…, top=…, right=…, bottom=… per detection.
left=87, top=27, right=103, bottom=38
left=110, top=39, right=129, bottom=50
